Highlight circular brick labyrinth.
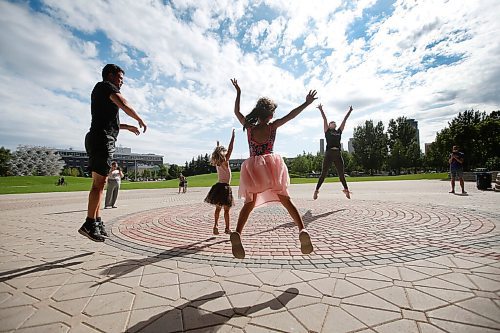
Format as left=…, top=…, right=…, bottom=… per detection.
left=109, top=199, right=500, bottom=268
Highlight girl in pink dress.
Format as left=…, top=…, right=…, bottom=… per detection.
left=204, top=129, right=236, bottom=235
left=229, top=78, right=317, bottom=259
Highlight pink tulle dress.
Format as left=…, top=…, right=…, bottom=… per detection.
left=238, top=123, right=290, bottom=207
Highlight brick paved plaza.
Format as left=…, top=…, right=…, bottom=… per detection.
left=0, top=180, right=499, bottom=332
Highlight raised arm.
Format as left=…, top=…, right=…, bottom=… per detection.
left=226, top=128, right=236, bottom=160
left=231, top=79, right=245, bottom=126
left=273, top=90, right=317, bottom=128
left=338, top=105, right=353, bottom=132
left=110, top=93, right=147, bottom=133
left=317, top=104, right=329, bottom=133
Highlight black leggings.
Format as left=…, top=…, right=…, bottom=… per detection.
left=316, top=149, right=348, bottom=190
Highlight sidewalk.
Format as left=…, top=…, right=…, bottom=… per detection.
left=0, top=180, right=499, bottom=332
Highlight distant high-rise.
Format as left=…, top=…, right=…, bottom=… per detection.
left=406, top=119, right=420, bottom=146
left=424, top=143, right=433, bottom=155
left=320, top=139, right=325, bottom=154
left=348, top=138, right=355, bottom=153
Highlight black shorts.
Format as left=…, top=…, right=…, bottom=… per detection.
left=85, top=132, right=116, bottom=177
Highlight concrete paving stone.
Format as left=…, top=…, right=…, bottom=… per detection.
left=307, top=277, right=336, bottom=297
left=468, top=274, right=500, bottom=291
left=451, top=257, right=486, bottom=269
left=20, top=306, right=70, bottom=329
left=132, top=290, right=173, bottom=310
left=402, top=309, right=427, bottom=322
left=322, top=306, right=368, bottom=333
left=179, top=280, right=224, bottom=301
left=342, top=304, right=401, bottom=327
left=473, top=290, right=499, bottom=298
left=94, top=281, right=132, bottom=295
left=346, top=277, right=393, bottom=291
left=51, top=297, right=91, bottom=316
left=182, top=306, right=231, bottom=331
left=413, top=277, right=470, bottom=291
left=84, top=291, right=134, bottom=316
left=455, top=297, right=500, bottom=323
left=342, top=292, right=400, bottom=312
left=0, top=292, right=38, bottom=308
left=249, top=310, right=307, bottom=333
left=226, top=290, right=265, bottom=314
left=430, top=318, right=500, bottom=333
left=332, top=279, right=366, bottom=298
left=219, top=280, right=260, bottom=296
left=140, top=271, right=179, bottom=288
left=373, top=319, right=419, bottom=333
left=83, top=310, right=130, bottom=333
left=428, top=304, right=500, bottom=329
left=397, top=267, right=430, bottom=282
left=192, top=294, right=234, bottom=318
left=372, top=286, right=411, bottom=309
left=225, top=273, right=263, bottom=287
left=274, top=281, right=324, bottom=299
left=415, top=286, right=474, bottom=303
left=405, top=288, right=448, bottom=311
left=15, top=322, right=70, bottom=333
left=417, top=322, right=447, bottom=333
left=0, top=305, right=36, bottom=331
left=52, top=282, right=99, bottom=302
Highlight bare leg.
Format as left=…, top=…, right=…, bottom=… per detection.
left=235, top=194, right=256, bottom=234
left=87, top=172, right=107, bottom=219
left=231, top=194, right=256, bottom=259
left=213, top=205, right=221, bottom=234
left=315, top=150, right=335, bottom=199
left=278, top=194, right=313, bottom=254
left=450, top=177, right=455, bottom=193
left=459, top=177, right=466, bottom=193
left=277, top=194, right=304, bottom=231
left=223, top=206, right=231, bottom=233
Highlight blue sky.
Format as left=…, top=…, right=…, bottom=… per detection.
left=1, top=0, right=499, bottom=163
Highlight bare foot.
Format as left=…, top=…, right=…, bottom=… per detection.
left=313, top=190, right=319, bottom=200
left=342, top=189, right=351, bottom=199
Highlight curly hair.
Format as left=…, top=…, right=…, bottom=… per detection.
left=210, top=145, right=227, bottom=166
left=244, top=97, right=277, bottom=130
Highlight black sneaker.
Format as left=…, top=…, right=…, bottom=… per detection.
left=78, top=219, right=105, bottom=242
left=96, top=218, right=109, bottom=238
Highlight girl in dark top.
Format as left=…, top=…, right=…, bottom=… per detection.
left=313, top=104, right=353, bottom=200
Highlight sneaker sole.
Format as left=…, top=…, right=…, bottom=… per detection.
left=299, top=231, right=313, bottom=254
left=78, top=229, right=105, bottom=242
left=230, top=232, right=245, bottom=259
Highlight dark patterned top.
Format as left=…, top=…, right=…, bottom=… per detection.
left=247, top=124, right=277, bottom=156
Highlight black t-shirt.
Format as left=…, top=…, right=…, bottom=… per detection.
left=90, top=81, right=120, bottom=138
left=325, top=129, right=342, bottom=149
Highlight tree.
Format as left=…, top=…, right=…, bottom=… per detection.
left=168, top=164, right=182, bottom=179
left=387, top=117, right=420, bottom=174
left=352, top=120, right=388, bottom=175
left=8, top=145, right=65, bottom=176
left=0, top=147, right=11, bottom=176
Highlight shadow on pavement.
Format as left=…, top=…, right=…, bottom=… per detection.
left=126, top=287, right=299, bottom=333
left=93, top=237, right=229, bottom=287
left=0, top=252, right=93, bottom=282
left=45, top=209, right=88, bottom=215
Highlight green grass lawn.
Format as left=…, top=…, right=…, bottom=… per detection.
left=0, top=173, right=449, bottom=195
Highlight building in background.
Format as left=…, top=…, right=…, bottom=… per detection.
left=320, top=139, right=325, bottom=154
left=406, top=119, right=420, bottom=147
left=424, top=142, right=433, bottom=155
left=348, top=138, right=355, bottom=153
left=57, top=146, right=163, bottom=175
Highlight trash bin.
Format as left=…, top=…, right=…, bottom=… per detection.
left=475, top=169, right=492, bottom=190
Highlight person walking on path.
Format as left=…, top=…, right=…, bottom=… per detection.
left=313, top=104, right=353, bottom=200
left=204, top=129, right=236, bottom=235
left=229, top=78, right=317, bottom=259
left=104, top=162, right=123, bottom=208
left=79, top=64, right=147, bottom=242
left=449, top=145, right=466, bottom=194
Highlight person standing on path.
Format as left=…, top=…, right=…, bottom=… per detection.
left=449, top=145, right=466, bottom=194
left=313, top=104, right=353, bottom=200
left=104, top=162, right=123, bottom=208
left=79, top=64, right=147, bottom=242
left=204, top=129, right=236, bottom=235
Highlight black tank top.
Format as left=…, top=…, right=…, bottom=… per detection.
left=325, top=129, right=342, bottom=149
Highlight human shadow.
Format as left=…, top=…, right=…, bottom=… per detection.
left=126, top=287, right=299, bottom=333
left=92, top=237, right=229, bottom=287
left=0, top=252, right=93, bottom=282
left=249, top=209, right=342, bottom=237
left=45, top=209, right=88, bottom=215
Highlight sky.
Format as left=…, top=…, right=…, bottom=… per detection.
left=0, top=0, right=499, bottom=164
